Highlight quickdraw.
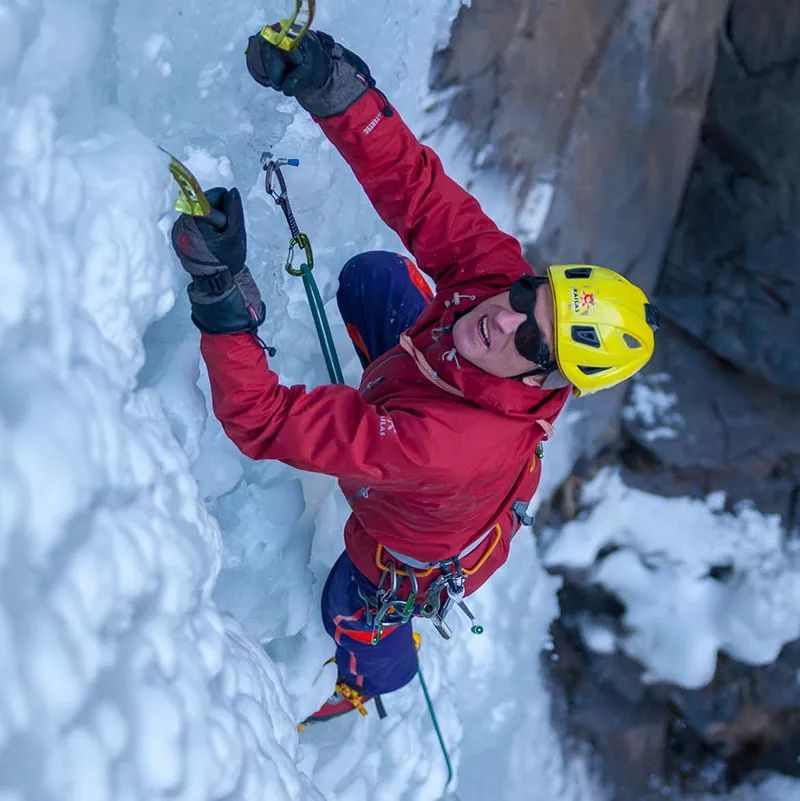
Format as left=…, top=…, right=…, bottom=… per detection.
left=416, top=557, right=485, bottom=640
left=362, top=548, right=487, bottom=643
left=261, top=152, right=344, bottom=384
left=262, top=154, right=306, bottom=276
left=358, top=561, right=420, bottom=645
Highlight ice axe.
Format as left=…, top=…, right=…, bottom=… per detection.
left=258, top=0, right=315, bottom=52
left=160, top=147, right=227, bottom=230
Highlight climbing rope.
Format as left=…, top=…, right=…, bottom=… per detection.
left=262, top=152, right=345, bottom=385
left=414, top=632, right=454, bottom=788
left=264, top=155, right=454, bottom=789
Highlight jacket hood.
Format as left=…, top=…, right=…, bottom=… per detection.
left=405, top=289, right=571, bottom=424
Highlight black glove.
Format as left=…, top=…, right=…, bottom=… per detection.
left=171, top=187, right=265, bottom=335
left=246, top=30, right=377, bottom=118
left=245, top=30, right=330, bottom=96
left=172, top=187, right=246, bottom=273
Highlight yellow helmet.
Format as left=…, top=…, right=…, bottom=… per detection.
left=546, top=264, right=660, bottom=396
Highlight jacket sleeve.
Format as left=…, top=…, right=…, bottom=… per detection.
left=315, top=90, right=533, bottom=292
left=200, top=332, right=463, bottom=482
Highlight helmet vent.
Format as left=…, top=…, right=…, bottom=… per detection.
left=578, top=365, right=611, bottom=375
left=623, top=333, right=642, bottom=349
left=572, top=325, right=601, bottom=348
left=565, top=267, right=593, bottom=279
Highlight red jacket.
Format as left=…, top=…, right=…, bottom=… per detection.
left=200, top=89, right=570, bottom=597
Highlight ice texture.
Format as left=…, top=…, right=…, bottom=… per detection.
left=1, top=1, right=798, bottom=800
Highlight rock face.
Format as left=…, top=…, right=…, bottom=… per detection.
left=434, top=0, right=800, bottom=798
left=635, top=0, right=800, bottom=528
left=657, top=0, right=800, bottom=394
left=548, top=598, right=800, bottom=800
left=622, top=321, right=800, bottom=529
left=432, top=0, right=729, bottom=449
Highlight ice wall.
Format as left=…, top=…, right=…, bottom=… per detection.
left=7, top=2, right=791, bottom=800
left=0, top=1, right=522, bottom=799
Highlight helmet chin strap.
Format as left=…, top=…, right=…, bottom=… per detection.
left=513, top=364, right=572, bottom=391
left=511, top=360, right=557, bottom=381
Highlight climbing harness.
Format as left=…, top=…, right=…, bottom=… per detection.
left=360, top=527, right=503, bottom=643
left=357, top=560, right=421, bottom=645
left=259, top=0, right=315, bottom=52
left=261, top=152, right=344, bottom=384
left=376, top=547, right=488, bottom=641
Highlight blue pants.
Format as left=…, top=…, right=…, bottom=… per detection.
left=322, top=251, right=433, bottom=696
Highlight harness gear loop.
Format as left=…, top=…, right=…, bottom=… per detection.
left=366, top=501, right=532, bottom=640
left=373, top=533, right=496, bottom=641
left=375, top=524, right=502, bottom=578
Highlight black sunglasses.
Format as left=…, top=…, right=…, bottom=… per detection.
left=509, top=276, right=554, bottom=371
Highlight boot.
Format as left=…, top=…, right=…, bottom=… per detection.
left=298, top=679, right=376, bottom=730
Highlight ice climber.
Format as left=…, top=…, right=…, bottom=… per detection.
left=170, top=30, right=661, bottom=726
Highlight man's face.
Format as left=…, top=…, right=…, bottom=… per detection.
left=452, top=283, right=556, bottom=384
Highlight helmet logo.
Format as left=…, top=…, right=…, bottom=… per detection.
left=571, top=287, right=596, bottom=315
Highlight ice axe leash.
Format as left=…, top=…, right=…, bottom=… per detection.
left=261, top=153, right=344, bottom=384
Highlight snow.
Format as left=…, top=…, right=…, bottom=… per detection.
left=1, top=1, right=799, bottom=800
left=543, top=469, right=800, bottom=688
left=623, top=372, right=684, bottom=442
left=515, top=181, right=555, bottom=245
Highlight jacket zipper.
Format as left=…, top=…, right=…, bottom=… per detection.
left=365, top=376, right=385, bottom=392
left=362, top=351, right=405, bottom=388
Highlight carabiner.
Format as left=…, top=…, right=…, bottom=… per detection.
left=261, top=151, right=299, bottom=204
left=285, top=233, right=314, bottom=277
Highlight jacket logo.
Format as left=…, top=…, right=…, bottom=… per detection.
left=571, top=287, right=596, bottom=315
left=363, top=113, right=383, bottom=135
left=379, top=415, right=395, bottom=437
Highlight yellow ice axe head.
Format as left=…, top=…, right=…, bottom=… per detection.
left=260, top=0, right=315, bottom=52
left=160, top=147, right=211, bottom=218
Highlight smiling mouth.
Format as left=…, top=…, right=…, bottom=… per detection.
left=478, top=315, right=490, bottom=348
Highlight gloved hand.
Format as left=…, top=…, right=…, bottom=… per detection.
left=245, top=30, right=330, bottom=97
left=246, top=30, right=376, bottom=118
left=172, top=187, right=246, bottom=273
left=171, top=187, right=265, bottom=334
